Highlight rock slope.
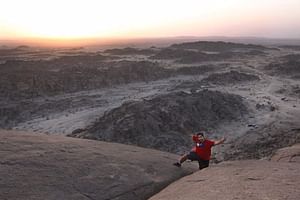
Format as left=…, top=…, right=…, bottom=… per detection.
left=0, top=130, right=195, bottom=200
left=149, top=144, right=300, bottom=200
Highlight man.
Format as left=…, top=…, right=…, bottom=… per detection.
left=173, top=132, right=226, bottom=170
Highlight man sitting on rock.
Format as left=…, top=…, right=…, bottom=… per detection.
left=173, top=132, right=226, bottom=170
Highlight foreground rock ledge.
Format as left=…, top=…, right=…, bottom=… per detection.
left=150, top=144, right=300, bottom=200
left=0, top=130, right=194, bottom=200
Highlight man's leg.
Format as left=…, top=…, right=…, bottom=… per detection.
left=173, top=154, right=188, bottom=167
left=174, top=152, right=198, bottom=167
left=179, top=154, right=188, bottom=163
left=198, top=159, right=209, bottom=170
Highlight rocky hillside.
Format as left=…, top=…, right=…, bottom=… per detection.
left=0, top=130, right=195, bottom=200
left=223, top=122, right=300, bottom=161
left=170, top=41, right=272, bottom=52
left=150, top=48, right=232, bottom=63
left=0, top=59, right=171, bottom=100
left=69, top=90, right=248, bottom=154
left=104, top=47, right=155, bottom=55
left=265, top=53, right=300, bottom=79
left=150, top=41, right=271, bottom=64
left=200, top=70, right=260, bottom=85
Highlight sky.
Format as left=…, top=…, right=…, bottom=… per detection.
left=0, top=0, right=300, bottom=42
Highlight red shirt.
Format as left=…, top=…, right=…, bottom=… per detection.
left=192, top=136, right=215, bottom=160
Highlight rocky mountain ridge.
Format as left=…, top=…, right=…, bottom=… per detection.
left=69, top=90, right=248, bottom=154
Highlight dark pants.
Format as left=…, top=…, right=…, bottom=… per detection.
left=187, top=151, right=210, bottom=170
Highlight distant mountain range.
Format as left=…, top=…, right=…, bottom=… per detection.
left=1, top=36, right=300, bottom=48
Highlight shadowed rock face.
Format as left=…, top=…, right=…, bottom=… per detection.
left=200, top=70, right=260, bottom=85
left=280, top=45, right=300, bottom=51
left=265, top=60, right=300, bottom=78
left=223, top=122, right=300, bottom=161
left=69, top=90, right=248, bottom=154
left=275, top=84, right=300, bottom=99
left=281, top=53, right=300, bottom=61
left=0, top=130, right=194, bottom=200
left=265, top=54, right=300, bottom=79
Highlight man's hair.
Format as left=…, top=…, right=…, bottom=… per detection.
left=196, top=132, right=204, bottom=136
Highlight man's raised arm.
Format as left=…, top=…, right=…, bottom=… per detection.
left=214, top=137, right=226, bottom=145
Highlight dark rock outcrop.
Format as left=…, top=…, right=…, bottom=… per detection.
left=200, top=70, right=260, bottom=85
left=265, top=58, right=300, bottom=79
left=223, top=123, right=300, bottom=160
left=69, top=90, right=248, bottom=154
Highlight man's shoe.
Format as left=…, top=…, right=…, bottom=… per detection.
left=173, top=162, right=181, bottom=167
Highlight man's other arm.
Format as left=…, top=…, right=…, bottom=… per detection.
left=214, top=137, right=226, bottom=145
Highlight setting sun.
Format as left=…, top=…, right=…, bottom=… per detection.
left=1, top=0, right=300, bottom=41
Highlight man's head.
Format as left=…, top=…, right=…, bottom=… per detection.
left=196, top=132, right=205, bottom=142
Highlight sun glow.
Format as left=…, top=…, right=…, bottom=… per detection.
left=1, top=0, right=119, bottom=39
left=0, top=0, right=300, bottom=41
left=1, top=0, right=201, bottom=39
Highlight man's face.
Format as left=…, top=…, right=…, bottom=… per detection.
left=198, top=135, right=205, bottom=143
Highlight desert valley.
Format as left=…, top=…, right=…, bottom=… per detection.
left=1, top=39, right=299, bottom=199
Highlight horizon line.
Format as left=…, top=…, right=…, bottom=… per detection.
left=1, top=35, right=300, bottom=48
